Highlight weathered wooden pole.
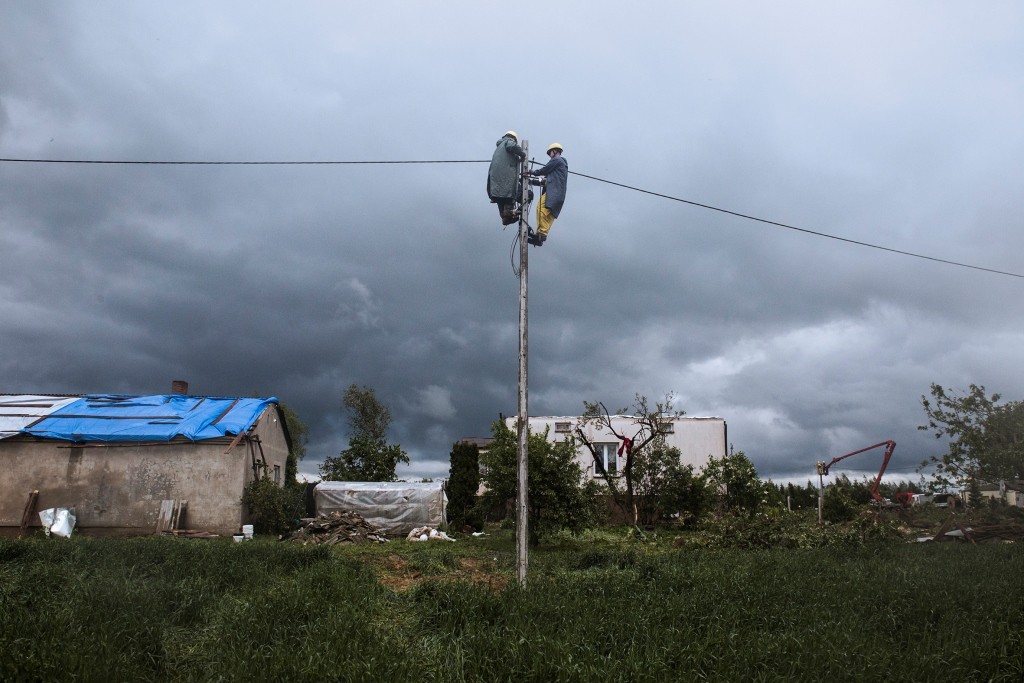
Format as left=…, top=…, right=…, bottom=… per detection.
left=516, top=140, right=530, bottom=585
left=817, top=469, right=824, bottom=524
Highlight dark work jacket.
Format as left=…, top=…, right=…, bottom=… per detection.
left=487, top=137, right=525, bottom=202
left=532, top=155, right=567, bottom=217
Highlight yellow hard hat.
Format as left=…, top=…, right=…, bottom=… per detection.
left=547, top=142, right=563, bottom=154
left=504, top=131, right=518, bottom=141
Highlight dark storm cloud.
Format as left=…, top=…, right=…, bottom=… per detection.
left=2, top=2, right=1022, bottom=486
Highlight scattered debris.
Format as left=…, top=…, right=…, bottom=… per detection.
left=283, top=511, right=390, bottom=545
left=162, top=529, right=219, bottom=539
left=929, top=519, right=1024, bottom=544
left=407, top=526, right=455, bottom=542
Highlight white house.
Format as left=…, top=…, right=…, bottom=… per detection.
left=505, top=415, right=728, bottom=480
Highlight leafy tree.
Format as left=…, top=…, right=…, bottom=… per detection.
left=575, top=393, right=684, bottom=525
left=320, top=384, right=409, bottom=481
left=631, top=441, right=708, bottom=526
left=701, top=450, right=765, bottom=515
left=447, top=441, right=481, bottom=530
left=279, top=402, right=308, bottom=487
left=479, top=421, right=602, bottom=545
left=918, top=383, right=1024, bottom=494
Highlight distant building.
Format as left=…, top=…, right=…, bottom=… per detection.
left=0, top=386, right=289, bottom=536
left=976, top=481, right=1024, bottom=508
left=504, top=414, right=727, bottom=480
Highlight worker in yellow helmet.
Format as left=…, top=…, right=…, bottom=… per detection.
left=487, top=131, right=527, bottom=225
left=524, top=143, right=567, bottom=246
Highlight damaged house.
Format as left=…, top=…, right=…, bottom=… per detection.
left=506, top=414, right=728, bottom=480
left=0, top=388, right=289, bottom=536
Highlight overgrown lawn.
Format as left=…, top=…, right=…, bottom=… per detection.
left=1, top=531, right=1022, bottom=681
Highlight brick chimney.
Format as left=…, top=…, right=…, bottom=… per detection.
left=170, top=380, right=189, bottom=395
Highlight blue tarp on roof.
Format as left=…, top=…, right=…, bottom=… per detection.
left=22, top=394, right=279, bottom=443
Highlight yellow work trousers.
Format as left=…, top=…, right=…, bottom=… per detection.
left=536, top=192, right=556, bottom=237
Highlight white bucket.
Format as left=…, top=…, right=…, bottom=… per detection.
left=242, top=524, right=254, bottom=540
left=232, top=535, right=244, bottom=543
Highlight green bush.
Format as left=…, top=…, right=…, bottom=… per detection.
left=240, top=476, right=306, bottom=535
left=822, top=484, right=862, bottom=523
left=479, top=422, right=603, bottom=544
left=682, top=509, right=904, bottom=549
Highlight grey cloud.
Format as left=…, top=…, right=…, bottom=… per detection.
left=2, top=2, right=1022, bottom=488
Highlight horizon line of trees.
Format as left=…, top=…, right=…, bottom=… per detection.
left=265, top=381, right=1024, bottom=533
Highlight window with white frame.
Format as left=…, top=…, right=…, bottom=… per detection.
left=592, top=443, right=619, bottom=477
left=555, top=421, right=572, bottom=433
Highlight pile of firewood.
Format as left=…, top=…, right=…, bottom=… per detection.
left=283, top=510, right=389, bottom=545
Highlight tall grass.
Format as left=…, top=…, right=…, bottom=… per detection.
left=1, top=535, right=1022, bottom=681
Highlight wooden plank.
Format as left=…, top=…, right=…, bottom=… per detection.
left=932, top=513, right=957, bottom=541
left=171, top=500, right=187, bottom=530
left=155, top=499, right=175, bottom=533
left=224, top=429, right=248, bottom=454
left=20, top=490, right=39, bottom=535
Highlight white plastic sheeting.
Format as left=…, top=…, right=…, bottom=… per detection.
left=39, top=507, right=77, bottom=537
left=312, top=481, right=447, bottom=535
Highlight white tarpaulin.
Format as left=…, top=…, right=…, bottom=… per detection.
left=312, top=481, right=447, bottom=535
left=39, top=507, right=77, bottom=537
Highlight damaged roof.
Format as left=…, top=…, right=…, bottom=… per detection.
left=0, top=393, right=278, bottom=443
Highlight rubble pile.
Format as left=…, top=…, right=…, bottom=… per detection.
left=407, top=526, right=455, bottom=542
left=932, top=520, right=1024, bottom=543
left=284, top=511, right=390, bottom=545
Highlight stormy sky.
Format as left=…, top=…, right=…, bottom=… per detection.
left=2, top=2, right=1022, bottom=485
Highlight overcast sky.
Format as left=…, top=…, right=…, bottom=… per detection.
left=2, top=2, right=1022, bottom=485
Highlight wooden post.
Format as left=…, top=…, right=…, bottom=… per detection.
left=20, top=490, right=39, bottom=536
left=817, top=470, right=824, bottom=524
left=516, top=140, right=530, bottom=586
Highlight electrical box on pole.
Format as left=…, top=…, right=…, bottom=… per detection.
left=515, top=140, right=530, bottom=586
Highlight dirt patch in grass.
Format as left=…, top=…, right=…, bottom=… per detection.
left=372, top=554, right=509, bottom=592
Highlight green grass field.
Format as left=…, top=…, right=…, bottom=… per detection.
left=2, top=527, right=1022, bottom=682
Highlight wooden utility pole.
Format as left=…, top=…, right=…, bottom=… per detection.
left=516, top=140, right=530, bottom=585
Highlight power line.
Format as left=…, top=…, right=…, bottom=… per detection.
left=571, top=170, right=1024, bottom=279
left=3, top=155, right=1020, bottom=279
left=0, top=157, right=486, bottom=165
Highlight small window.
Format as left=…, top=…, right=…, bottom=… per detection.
left=555, top=421, right=572, bottom=433
left=273, top=465, right=281, bottom=484
left=658, top=421, right=674, bottom=434
left=593, top=443, right=618, bottom=477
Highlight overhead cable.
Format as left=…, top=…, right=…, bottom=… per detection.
left=0, top=158, right=486, bottom=165
left=3, top=156, right=1019, bottom=279
left=573, top=169, right=1024, bottom=278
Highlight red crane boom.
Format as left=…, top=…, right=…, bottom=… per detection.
left=816, top=440, right=896, bottom=503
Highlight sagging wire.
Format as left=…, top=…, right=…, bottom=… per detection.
left=8, top=156, right=1019, bottom=279
left=509, top=175, right=537, bottom=278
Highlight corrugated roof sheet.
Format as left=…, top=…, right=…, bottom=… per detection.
left=0, top=393, right=278, bottom=442
left=0, top=395, right=82, bottom=439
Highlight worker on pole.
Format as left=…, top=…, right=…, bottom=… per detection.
left=487, top=131, right=527, bottom=225
left=525, top=142, right=567, bottom=247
